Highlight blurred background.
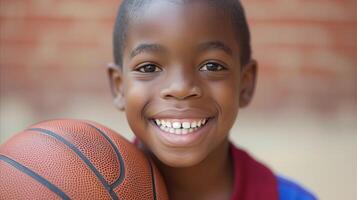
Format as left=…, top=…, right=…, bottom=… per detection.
left=0, top=0, right=356, bottom=199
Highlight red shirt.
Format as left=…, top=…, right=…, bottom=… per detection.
left=230, top=143, right=279, bottom=200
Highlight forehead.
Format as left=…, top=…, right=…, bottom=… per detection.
left=124, top=0, right=240, bottom=57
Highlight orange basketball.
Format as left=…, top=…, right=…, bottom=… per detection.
left=0, top=119, right=168, bottom=200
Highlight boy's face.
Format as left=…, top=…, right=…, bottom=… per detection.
left=109, top=1, right=256, bottom=167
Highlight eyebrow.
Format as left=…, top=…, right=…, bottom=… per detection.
left=198, top=41, right=233, bottom=56
left=130, top=43, right=167, bottom=58
left=130, top=41, right=233, bottom=59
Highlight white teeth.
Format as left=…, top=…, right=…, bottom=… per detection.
left=182, top=129, right=188, bottom=134
left=175, top=129, right=182, bottom=135
left=153, top=118, right=209, bottom=135
left=182, top=122, right=190, bottom=129
left=166, top=121, right=172, bottom=128
left=202, top=119, right=206, bottom=125
left=172, top=122, right=181, bottom=129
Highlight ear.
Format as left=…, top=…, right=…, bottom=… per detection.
left=239, top=59, right=258, bottom=108
left=107, top=63, right=125, bottom=111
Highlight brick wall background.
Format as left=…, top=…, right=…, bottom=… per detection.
left=1, top=0, right=356, bottom=199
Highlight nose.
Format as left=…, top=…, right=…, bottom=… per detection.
left=160, top=71, right=202, bottom=100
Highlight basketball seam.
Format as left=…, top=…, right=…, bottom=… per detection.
left=85, top=123, right=126, bottom=190
left=0, top=154, right=71, bottom=200
left=148, top=158, right=158, bottom=200
left=28, top=128, right=119, bottom=200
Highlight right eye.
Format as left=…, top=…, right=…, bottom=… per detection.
left=135, top=64, right=162, bottom=73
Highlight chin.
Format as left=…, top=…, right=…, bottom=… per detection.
left=153, top=148, right=207, bottom=168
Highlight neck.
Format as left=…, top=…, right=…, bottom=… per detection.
left=153, top=141, right=233, bottom=200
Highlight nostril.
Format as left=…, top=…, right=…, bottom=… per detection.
left=167, top=93, right=197, bottom=100
left=183, top=93, right=199, bottom=100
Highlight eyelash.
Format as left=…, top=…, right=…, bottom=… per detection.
left=199, top=62, right=226, bottom=71
left=135, top=64, right=162, bottom=73
left=135, top=62, right=226, bottom=73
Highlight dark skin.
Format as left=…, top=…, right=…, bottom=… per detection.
left=108, top=1, right=257, bottom=199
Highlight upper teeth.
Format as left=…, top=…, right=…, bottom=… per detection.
left=154, top=118, right=208, bottom=134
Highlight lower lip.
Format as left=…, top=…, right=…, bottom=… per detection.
left=150, top=118, right=214, bottom=147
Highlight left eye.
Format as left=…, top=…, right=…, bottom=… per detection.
left=199, top=62, right=225, bottom=71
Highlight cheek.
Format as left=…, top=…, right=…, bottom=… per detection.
left=210, top=79, right=240, bottom=127
left=123, top=81, right=151, bottom=133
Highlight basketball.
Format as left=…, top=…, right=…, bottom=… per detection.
left=0, top=119, right=168, bottom=200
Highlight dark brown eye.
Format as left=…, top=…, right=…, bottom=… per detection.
left=200, top=62, right=225, bottom=71
left=137, top=64, right=162, bottom=73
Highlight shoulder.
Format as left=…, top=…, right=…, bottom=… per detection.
left=277, top=176, right=317, bottom=200
left=230, top=143, right=271, bottom=175
left=230, top=144, right=279, bottom=199
left=229, top=143, right=317, bottom=200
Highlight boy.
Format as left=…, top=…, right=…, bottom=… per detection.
left=107, top=0, right=317, bottom=199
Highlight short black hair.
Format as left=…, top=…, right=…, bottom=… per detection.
left=113, top=0, right=251, bottom=67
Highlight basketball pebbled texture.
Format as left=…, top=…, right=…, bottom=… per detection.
left=0, top=119, right=168, bottom=200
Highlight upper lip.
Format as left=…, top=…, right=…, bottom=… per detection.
left=149, top=108, right=214, bottom=119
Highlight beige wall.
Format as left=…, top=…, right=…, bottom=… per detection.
left=1, top=0, right=357, bottom=199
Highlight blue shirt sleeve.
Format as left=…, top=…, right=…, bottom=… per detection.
left=277, top=176, right=317, bottom=200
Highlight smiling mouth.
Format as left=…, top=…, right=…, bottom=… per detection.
left=151, top=118, right=211, bottom=135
